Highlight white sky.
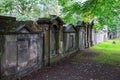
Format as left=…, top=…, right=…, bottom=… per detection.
left=74, top=0, right=88, bottom=3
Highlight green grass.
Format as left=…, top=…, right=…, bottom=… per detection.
left=90, top=38, right=120, bottom=66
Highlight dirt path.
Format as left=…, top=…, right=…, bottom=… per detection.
left=21, top=49, right=120, bottom=80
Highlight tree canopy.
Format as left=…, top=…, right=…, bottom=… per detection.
left=0, top=0, right=60, bottom=20
left=0, top=0, right=120, bottom=32
left=58, top=0, right=120, bottom=31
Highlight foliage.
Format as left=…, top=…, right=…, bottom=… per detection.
left=0, top=0, right=60, bottom=20
left=58, top=0, right=82, bottom=24
left=81, top=0, right=120, bottom=31
left=90, top=39, right=120, bottom=66
left=59, top=0, right=120, bottom=31
left=0, top=0, right=120, bottom=31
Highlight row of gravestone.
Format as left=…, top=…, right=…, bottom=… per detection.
left=0, top=15, right=118, bottom=80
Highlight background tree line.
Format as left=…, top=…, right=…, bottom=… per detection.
left=0, top=0, right=120, bottom=32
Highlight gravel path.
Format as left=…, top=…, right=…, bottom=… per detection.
left=21, top=49, right=120, bottom=80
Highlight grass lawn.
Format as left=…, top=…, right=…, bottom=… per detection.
left=90, top=38, right=120, bottom=66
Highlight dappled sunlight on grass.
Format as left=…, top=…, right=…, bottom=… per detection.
left=90, top=38, right=120, bottom=66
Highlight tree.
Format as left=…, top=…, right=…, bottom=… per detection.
left=58, top=0, right=120, bottom=31
left=0, top=0, right=120, bottom=32
left=0, top=0, right=60, bottom=20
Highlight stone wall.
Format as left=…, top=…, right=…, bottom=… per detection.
left=0, top=33, right=43, bottom=79
left=1, top=15, right=120, bottom=80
